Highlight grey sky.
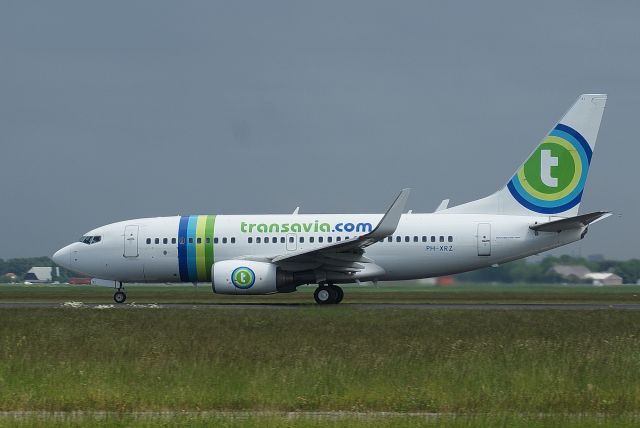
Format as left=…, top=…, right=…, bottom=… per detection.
left=1, top=1, right=638, bottom=259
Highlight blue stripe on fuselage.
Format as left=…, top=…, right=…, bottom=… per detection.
left=178, top=216, right=189, bottom=281
left=187, top=215, right=198, bottom=282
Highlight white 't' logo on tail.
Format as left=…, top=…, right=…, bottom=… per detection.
left=540, top=149, right=558, bottom=188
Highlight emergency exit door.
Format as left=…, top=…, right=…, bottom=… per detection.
left=123, top=225, right=139, bottom=257
left=477, top=223, right=491, bottom=256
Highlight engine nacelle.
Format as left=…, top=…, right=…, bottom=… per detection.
left=212, top=260, right=298, bottom=295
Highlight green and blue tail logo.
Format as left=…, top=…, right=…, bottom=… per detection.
left=507, top=123, right=592, bottom=214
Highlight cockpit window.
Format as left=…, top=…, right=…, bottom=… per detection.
left=79, top=235, right=102, bottom=245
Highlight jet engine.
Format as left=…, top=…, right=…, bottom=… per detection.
left=212, top=260, right=313, bottom=295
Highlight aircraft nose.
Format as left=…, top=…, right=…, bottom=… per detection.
left=52, top=245, right=72, bottom=268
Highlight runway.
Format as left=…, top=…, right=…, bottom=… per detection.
left=2, top=302, right=640, bottom=310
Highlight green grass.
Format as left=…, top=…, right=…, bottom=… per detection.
left=2, top=282, right=640, bottom=304
left=1, top=308, right=640, bottom=416
left=1, top=413, right=639, bottom=427
left=3, top=285, right=640, bottom=426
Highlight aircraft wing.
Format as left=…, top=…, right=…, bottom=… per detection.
left=530, top=211, right=611, bottom=233
left=270, top=189, right=410, bottom=274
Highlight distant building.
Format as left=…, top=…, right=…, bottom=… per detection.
left=23, top=267, right=56, bottom=283
left=550, top=264, right=624, bottom=285
left=583, top=272, right=623, bottom=286
left=549, top=265, right=592, bottom=281
left=3, top=273, right=17, bottom=283
left=436, top=276, right=456, bottom=286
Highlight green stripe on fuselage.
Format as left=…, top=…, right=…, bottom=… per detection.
left=205, top=215, right=215, bottom=281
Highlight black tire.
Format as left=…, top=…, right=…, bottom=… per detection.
left=114, top=291, right=127, bottom=304
left=333, top=286, right=344, bottom=303
left=314, top=286, right=336, bottom=304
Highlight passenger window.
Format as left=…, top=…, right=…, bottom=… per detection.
left=179, top=237, right=185, bottom=244
left=188, top=238, right=193, bottom=244
left=388, top=236, right=392, bottom=242
left=264, top=238, right=269, bottom=244
left=248, top=237, right=253, bottom=244
left=448, top=236, right=453, bottom=242
left=155, top=238, right=160, bottom=244
left=431, top=236, right=436, bottom=242
left=280, top=237, right=285, bottom=243
left=172, top=238, right=177, bottom=244
left=146, top=238, right=151, bottom=244
left=222, top=237, right=227, bottom=244
left=214, top=237, right=218, bottom=244
left=405, top=236, right=410, bottom=242
left=439, top=236, right=444, bottom=242
left=163, top=238, right=168, bottom=244
left=206, top=237, right=210, bottom=244
left=231, top=237, right=236, bottom=244
left=310, top=237, right=315, bottom=243
left=328, top=237, right=333, bottom=243
left=396, top=236, right=401, bottom=242
left=299, top=237, right=304, bottom=243
left=336, top=237, right=341, bottom=242
left=271, top=237, right=277, bottom=243
left=257, top=237, right=262, bottom=243
left=422, top=236, right=427, bottom=242
left=318, top=237, right=324, bottom=243
left=413, top=236, right=418, bottom=242
left=289, top=236, right=294, bottom=243
left=197, top=237, right=202, bottom=244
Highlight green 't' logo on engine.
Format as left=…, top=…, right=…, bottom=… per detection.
left=231, top=267, right=255, bottom=289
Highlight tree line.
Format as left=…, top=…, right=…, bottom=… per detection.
left=1, top=255, right=639, bottom=284
left=458, top=255, right=640, bottom=284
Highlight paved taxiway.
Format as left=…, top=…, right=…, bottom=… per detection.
left=2, top=303, right=640, bottom=310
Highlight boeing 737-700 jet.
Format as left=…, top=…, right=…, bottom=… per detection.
left=53, top=94, right=610, bottom=304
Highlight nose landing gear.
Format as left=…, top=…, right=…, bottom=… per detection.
left=314, top=284, right=344, bottom=305
left=113, top=282, right=127, bottom=304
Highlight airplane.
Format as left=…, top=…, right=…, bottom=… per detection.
left=52, top=94, right=610, bottom=304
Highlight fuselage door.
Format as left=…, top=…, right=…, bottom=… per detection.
left=123, top=225, right=139, bottom=258
left=286, top=233, right=297, bottom=251
left=477, top=223, right=491, bottom=256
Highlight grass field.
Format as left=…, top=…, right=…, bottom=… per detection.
left=2, top=284, right=640, bottom=426
left=2, top=282, right=640, bottom=304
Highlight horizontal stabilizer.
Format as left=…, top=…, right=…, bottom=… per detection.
left=530, top=211, right=611, bottom=233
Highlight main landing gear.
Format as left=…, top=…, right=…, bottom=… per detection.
left=314, top=284, right=344, bottom=305
left=113, top=282, right=127, bottom=304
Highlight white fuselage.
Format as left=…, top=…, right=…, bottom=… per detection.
left=55, top=212, right=583, bottom=284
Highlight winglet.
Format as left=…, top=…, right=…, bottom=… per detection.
left=367, top=188, right=411, bottom=239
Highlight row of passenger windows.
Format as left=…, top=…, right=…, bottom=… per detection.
left=389, top=235, right=453, bottom=243
left=145, top=237, right=236, bottom=245
left=145, top=235, right=454, bottom=245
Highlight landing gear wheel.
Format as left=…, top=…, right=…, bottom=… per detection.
left=114, top=291, right=127, bottom=304
left=314, top=285, right=343, bottom=304
left=333, top=286, right=344, bottom=303
left=314, top=286, right=337, bottom=305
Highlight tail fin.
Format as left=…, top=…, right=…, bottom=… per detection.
left=443, top=94, right=607, bottom=216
